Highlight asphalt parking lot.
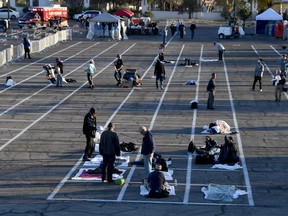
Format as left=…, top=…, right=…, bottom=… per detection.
left=0, top=20, right=287, bottom=216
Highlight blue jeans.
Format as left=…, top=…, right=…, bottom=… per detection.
left=156, top=75, right=164, bottom=89
left=143, top=154, right=153, bottom=178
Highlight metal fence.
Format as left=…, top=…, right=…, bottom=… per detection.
left=0, top=28, right=72, bottom=67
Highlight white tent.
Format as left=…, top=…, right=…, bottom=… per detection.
left=86, top=12, right=127, bottom=40
left=256, top=8, right=283, bottom=34
left=256, top=8, right=282, bottom=21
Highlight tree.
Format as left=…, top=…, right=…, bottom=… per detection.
left=178, top=0, right=198, bottom=19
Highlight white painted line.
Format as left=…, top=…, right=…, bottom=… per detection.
left=0, top=43, right=100, bottom=117
left=49, top=197, right=250, bottom=206
left=47, top=43, right=137, bottom=200
left=183, top=44, right=203, bottom=204
left=223, top=53, right=255, bottom=207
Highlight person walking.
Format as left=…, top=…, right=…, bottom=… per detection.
left=114, top=54, right=124, bottom=86
left=190, top=22, right=196, bottom=39
left=214, top=42, right=225, bottom=61
left=154, top=58, right=166, bottom=90
left=252, top=58, right=265, bottom=91
left=139, top=126, right=155, bottom=179
left=99, top=122, right=121, bottom=183
left=207, top=73, right=216, bottom=110
left=23, top=37, right=31, bottom=59
left=85, top=59, right=96, bottom=89
left=54, top=57, right=64, bottom=87
left=82, top=107, right=97, bottom=161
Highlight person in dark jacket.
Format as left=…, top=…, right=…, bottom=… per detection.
left=23, top=37, right=31, bottom=59
left=154, top=58, right=166, bottom=90
left=114, top=54, right=124, bottom=86
left=147, top=164, right=169, bottom=198
left=99, top=122, right=120, bottom=183
left=82, top=107, right=97, bottom=161
left=217, top=136, right=239, bottom=164
left=207, top=73, right=216, bottom=109
left=139, top=126, right=155, bottom=178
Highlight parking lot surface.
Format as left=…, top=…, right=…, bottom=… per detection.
left=0, top=21, right=287, bottom=216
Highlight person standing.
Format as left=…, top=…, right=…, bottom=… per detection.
left=154, top=58, right=166, bottom=90
left=85, top=59, right=96, bottom=89
left=99, top=122, right=120, bottom=183
left=23, top=37, right=31, bottom=59
left=178, top=22, right=185, bottom=38
left=82, top=107, right=97, bottom=161
left=170, top=22, right=176, bottom=36
left=280, top=54, right=287, bottom=77
left=54, top=57, right=64, bottom=87
left=207, top=73, right=216, bottom=110
left=272, top=70, right=286, bottom=102
left=114, top=54, right=124, bottom=86
left=190, top=22, right=196, bottom=39
left=214, top=42, right=225, bottom=61
left=139, top=126, right=155, bottom=179
left=163, top=26, right=168, bottom=44
left=252, top=58, right=265, bottom=91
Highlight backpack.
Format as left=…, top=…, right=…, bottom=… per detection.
left=155, top=157, right=168, bottom=172
left=188, top=140, right=196, bottom=153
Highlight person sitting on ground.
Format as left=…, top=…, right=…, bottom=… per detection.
left=216, top=136, right=240, bottom=165
left=5, top=76, right=16, bottom=86
left=147, top=163, right=169, bottom=198
left=195, top=136, right=219, bottom=155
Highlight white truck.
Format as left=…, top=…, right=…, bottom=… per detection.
left=218, top=26, right=245, bottom=39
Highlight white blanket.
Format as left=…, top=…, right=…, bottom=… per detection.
left=72, top=168, right=126, bottom=181
left=140, top=185, right=176, bottom=196
left=83, top=155, right=130, bottom=167
left=201, top=183, right=247, bottom=202
left=211, top=164, right=242, bottom=170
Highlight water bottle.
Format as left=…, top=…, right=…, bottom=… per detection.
left=174, top=179, right=177, bottom=186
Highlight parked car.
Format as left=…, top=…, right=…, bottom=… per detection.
left=18, top=12, right=41, bottom=28
left=0, top=8, right=19, bottom=19
left=73, top=10, right=101, bottom=21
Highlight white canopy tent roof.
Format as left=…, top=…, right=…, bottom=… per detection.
left=90, top=12, right=121, bottom=23
left=86, top=12, right=127, bottom=40
left=256, top=8, right=283, bottom=21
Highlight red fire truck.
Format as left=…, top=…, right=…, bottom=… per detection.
left=18, top=6, right=68, bottom=29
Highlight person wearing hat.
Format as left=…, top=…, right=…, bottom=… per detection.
left=139, top=126, right=155, bottom=178
left=85, top=59, right=96, bottom=89
left=154, top=58, right=166, bottom=90
left=99, top=122, right=121, bottom=183
left=114, top=54, right=124, bottom=86
left=252, top=58, right=264, bottom=91
left=147, top=163, right=169, bottom=198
